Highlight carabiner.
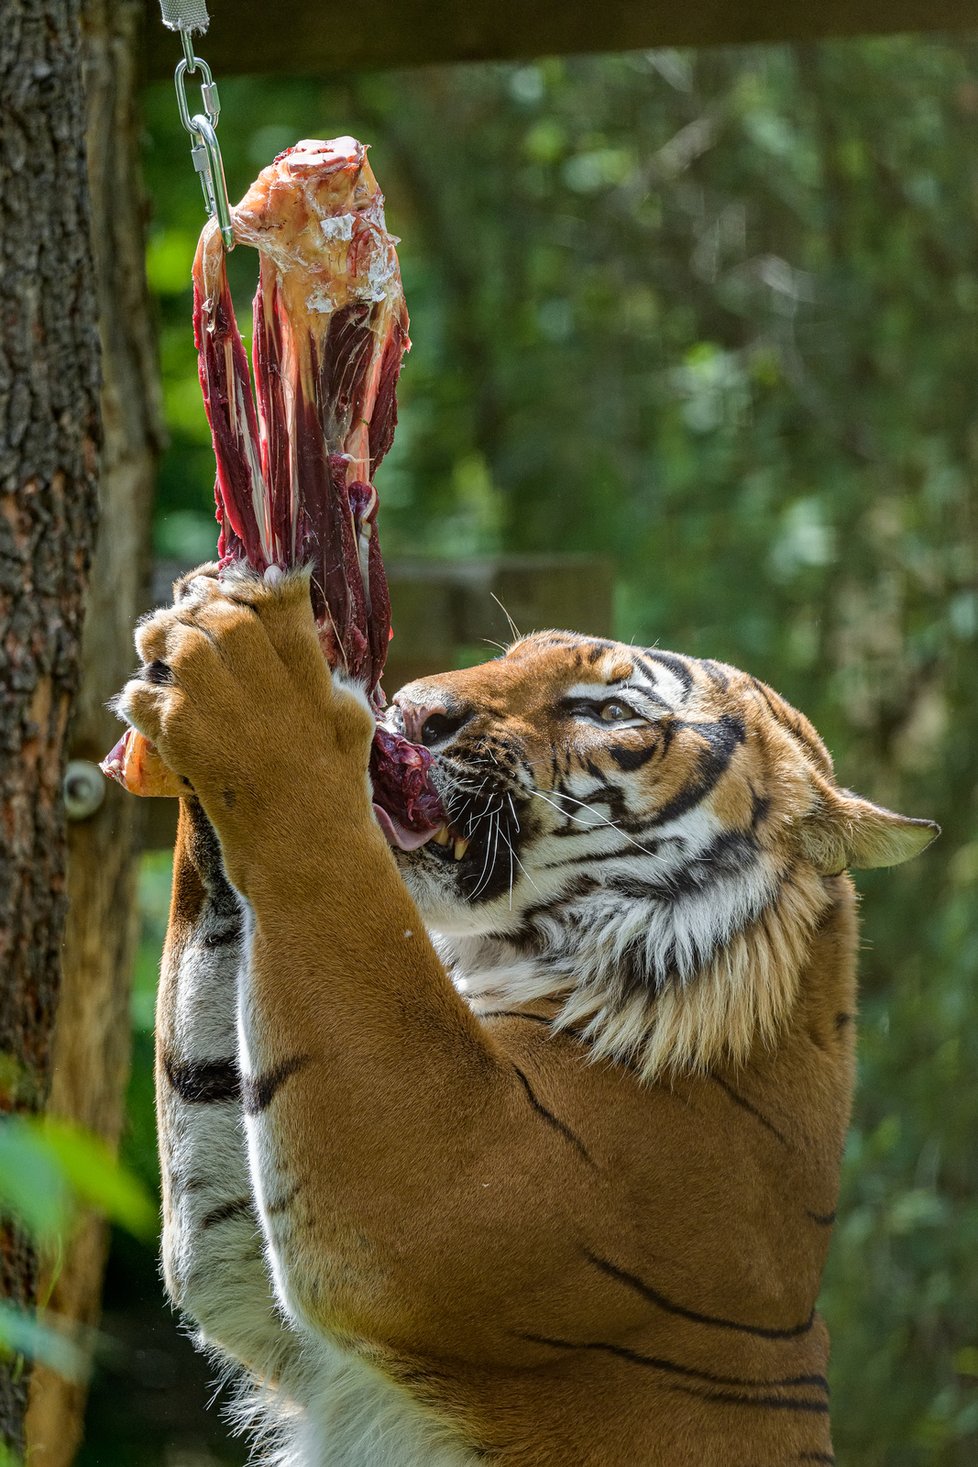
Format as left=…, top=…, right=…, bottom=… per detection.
left=173, top=42, right=233, bottom=251
left=188, top=114, right=234, bottom=252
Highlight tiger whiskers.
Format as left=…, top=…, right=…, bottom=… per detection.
left=528, top=784, right=665, bottom=864
left=472, top=811, right=502, bottom=901
left=489, top=590, right=522, bottom=643
left=503, top=832, right=543, bottom=902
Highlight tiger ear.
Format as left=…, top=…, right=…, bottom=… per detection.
left=798, top=779, right=940, bottom=874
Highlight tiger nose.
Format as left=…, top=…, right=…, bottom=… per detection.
left=394, top=692, right=474, bottom=748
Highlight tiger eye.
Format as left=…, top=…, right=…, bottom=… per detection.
left=600, top=701, right=629, bottom=723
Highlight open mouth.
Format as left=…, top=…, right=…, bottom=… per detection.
left=371, top=801, right=471, bottom=861
left=370, top=732, right=525, bottom=890
left=369, top=724, right=449, bottom=850
left=369, top=729, right=476, bottom=861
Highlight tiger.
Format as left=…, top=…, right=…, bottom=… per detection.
left=117, top=563, right=937, bottom=1466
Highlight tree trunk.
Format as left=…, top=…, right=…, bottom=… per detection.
left=0, top=0, right=101, bottom=1454
left=24, top=3, right=162, bottom=1462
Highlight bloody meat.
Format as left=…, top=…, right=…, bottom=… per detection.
left=103, top=138, right=443, bottom=839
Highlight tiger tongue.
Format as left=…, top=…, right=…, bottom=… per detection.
left=372, top=803, right=439, bottom=851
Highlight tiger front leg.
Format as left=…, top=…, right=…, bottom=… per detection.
left=155, top=798, right=303, bottom=1381
left=116, top=567, right=529, bottom=1356
left=133, top=570, right=302, bottom=1377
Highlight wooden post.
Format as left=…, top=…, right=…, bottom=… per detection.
left=24, top=2, right=162, bottom=1462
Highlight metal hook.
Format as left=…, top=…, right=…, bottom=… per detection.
left=174, top=49, right=233, bottom=250
left=188, top=114, right=235, bottom=251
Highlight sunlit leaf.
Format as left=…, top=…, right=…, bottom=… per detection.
left=0, top=1304, right=83, bottom=1379
left=0, top=1119, right=71, bottom=1240
left=39, top=1122, right=156, bottom=1239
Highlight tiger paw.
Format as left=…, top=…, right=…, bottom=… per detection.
left=115, top=564, right=375, bottom=886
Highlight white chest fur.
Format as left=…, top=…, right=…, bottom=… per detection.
left=247, top=1340, right=481, bottom=1467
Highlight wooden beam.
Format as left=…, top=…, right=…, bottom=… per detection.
left=144, top=0, right=978, bottom=80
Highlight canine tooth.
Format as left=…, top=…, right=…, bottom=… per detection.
left=453, top=836, right=470, bottom=861
left=434, top=826, right=451, bottom=846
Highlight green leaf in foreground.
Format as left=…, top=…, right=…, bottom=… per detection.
left=0, top=1119, right=71, bottom=1240
left=38, top=1120, right=156, bottom=1239
left=0, top=1116, right=156, bottom=1243
left=0, top=1303, right=83, bottom=1379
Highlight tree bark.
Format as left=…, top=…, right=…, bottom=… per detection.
left=0, top=0, right=101, bottom=1454
left=24, top=3, right=162, bottom=1462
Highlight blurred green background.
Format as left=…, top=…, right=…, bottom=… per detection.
left=78, top=36, right=978, bottom=1464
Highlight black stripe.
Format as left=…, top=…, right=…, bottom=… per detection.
left=484, top=1010, right=554, bottom=1027
left=701, top=659, right=730, bottom=690
left=540, top=841, right=662, bottom=871
left=750, top=679, right=831, bottom=776
left=164, top=1055, right=240, bottom=1105
left=711, top=1076, right=791, bottom=1148
left=631, top=654, right=661, bottom=686
left=181, top=800, right=239, bottom=915
left=668, top=1381, right=829, bottom=1413
left=242, top=1055, right=309, bottom=1115
left=583, top=1250, right=814, bottom=1340
left=203, top=923, right=242, bottom=949
left=174, top=612, right=218, bottom=645
left=267, top=1182, right=302, bottom=1216
left=223, top=592, right=263, bottom=615
left=834, top=1012, right=853, bottom=1032
left=605, top=829, right=761, bottom=907
left=517, top=1334, right=828, bottom=1395
left=201, top=1197, right=253, bottom=1230
left=750, top=789, right=772, bottom=830
left=799, top=1455, right=835, bottom=1464
left=607, top=874, right=670, bottom=900
left=512, top=1066, right=593, bottom=1164
left=519, top=877, right=600, bottom=927
left=647, top=714, right=746, bottom=828
left=609, top=742, right=658, bottom=771
left=643, top=650, right=694, bottom=696
left=805, top=1209, right=837, bottom=1227
left=167, top=1169, right=210, bottom=1194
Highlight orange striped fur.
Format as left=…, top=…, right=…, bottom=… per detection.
left=118, top=567, right=937, bottom=1465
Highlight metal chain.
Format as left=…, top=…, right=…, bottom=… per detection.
left=162, top=6, right=235, bottom=250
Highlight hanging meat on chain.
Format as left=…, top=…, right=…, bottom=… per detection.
left=103, top=137, right=444, bottom=841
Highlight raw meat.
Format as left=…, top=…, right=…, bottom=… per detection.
left=103, top=138, right=444, bottom=837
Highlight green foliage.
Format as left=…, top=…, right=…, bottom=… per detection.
left=0, top=1111, right=155, bottom=1396
left=94, top=34, right=978, bottom=1464
left=0, top=1304, right=83, bottom=1381
left=0, top=1117, right=154, bottom=1247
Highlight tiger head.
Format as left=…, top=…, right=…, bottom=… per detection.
left=385, top=632, right=937, bottom=1079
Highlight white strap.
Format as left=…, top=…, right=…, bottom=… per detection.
left=159, top=0, right=210, bottom=33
